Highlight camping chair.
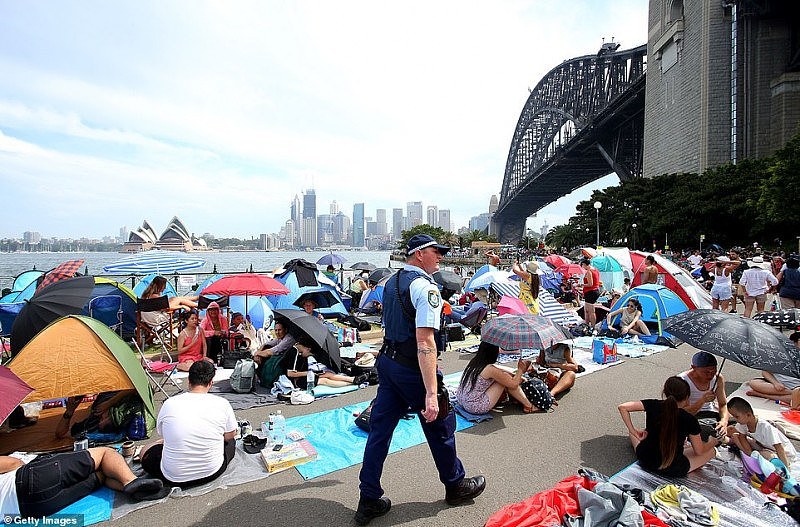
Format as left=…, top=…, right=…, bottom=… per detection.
left=88, top=295, right=123, bottom=336
left=0, top=302, right=25, bottom=363
left=130, top=337, right=182, bottom=397
left=450, top=301, right=488, bottom=335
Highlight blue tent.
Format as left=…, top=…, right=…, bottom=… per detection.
left=1, top=279, right=38, bottom=304
left=12, top=270, right=44, bottom=293
left=81, top=278, right=138, bottom=338
left=592, top=254, right=626, bottom=292
left=609, top=284, right=689, bottom=336
left=132, top=273, right=178, bottom=298
left=269, top=266, right=348, bottom=317
left=229, top=295, right=274, bottom=329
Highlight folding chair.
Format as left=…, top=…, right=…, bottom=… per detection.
left=88, top=295, right=123, bottom=336
left=0, top=302, right=25, bottom=364
left=130, top=337, right=182, bottom=397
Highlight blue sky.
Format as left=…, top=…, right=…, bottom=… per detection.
left=0, top=1, right=645, bottom=239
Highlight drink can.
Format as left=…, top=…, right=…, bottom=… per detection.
left=73, top=438, right=89, bottom=451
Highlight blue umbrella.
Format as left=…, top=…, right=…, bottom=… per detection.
left=317, top=253, right=347, bottom=267
left=132, top=273, right=178, bottom=298
left=102, top=250, right=205, bottom=275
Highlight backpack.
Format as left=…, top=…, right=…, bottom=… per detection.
left=230, top=358, right=256, bottom=393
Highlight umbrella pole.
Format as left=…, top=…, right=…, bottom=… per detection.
left=711, top=358, right=726, bottom=392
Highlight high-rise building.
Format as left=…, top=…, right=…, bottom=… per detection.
left=438, top=209, right=451, bottom=232
left=426, top=206, right=438, bottom=227
left=366, top=220, right=378, bottom=236
left=119, top=227, right=128, bottom=243
left=375, top=209, right=387, bottom=236
left=317, top=213, right=333, bottom=245
left=392, top=208, right=404, bottom=240
left=291, top=195, right=302, bottom=224
left=303, top=189, right=316, bottom=219
left=23, top=231, right=41, bottom=244
left=284, top=220, right=296, bottom=248
left=353, top=203, right=365, bottom=247
left=301, top=189, right=317, bottom=247
left=332, top=212, right=350, bottom=244
left=469, top=213, right=491, bottom=232
left=406, top=201, right=423, bottom=228
left=330, top=200, right=339, bottom=215
left=489, top=195, right=499, bottom=214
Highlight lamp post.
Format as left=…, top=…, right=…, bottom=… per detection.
left=632, top=223, right=637, bottom=250
left=593, top=201, right=602, bottom=247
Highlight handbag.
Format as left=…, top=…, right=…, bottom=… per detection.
left=520, top=377, right=555, bottom=411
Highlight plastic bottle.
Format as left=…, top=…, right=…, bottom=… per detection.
left=307, top=370, right=315, bottom=393
left=266, top=413, right=275, bottom=440
left=273, top=410, right=286, bottom=446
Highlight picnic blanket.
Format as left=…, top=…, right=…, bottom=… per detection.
left=611, top=458, right=796, bottom=527
left=210, top=379, right=280, bottom=410
left=728, top=383, right=800, bottom=440
left=496, top=347, right=623, bottom=377
left=55, top=440, right=276, bottom=524
left=570, top=336, right=669, bottom=358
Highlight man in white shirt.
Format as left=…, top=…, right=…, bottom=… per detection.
left=1, top=448, right=166, bottom=518
left=141, top=361, right=237, bottom=487
left=740, top=256, right=779, bottom=317
left=687, top=250, right=703, bottom=267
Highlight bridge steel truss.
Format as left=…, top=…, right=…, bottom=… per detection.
left=495, top=44, right=647, bottom=243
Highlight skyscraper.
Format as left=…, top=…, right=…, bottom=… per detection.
left=330, top=200, right=339, bottom=215
left=376, top=209, right=387, bottom=236
left=353, top=203, right=365, bottom=247
left=301, top=189, right=317, bottom=248
left=332, top=212, right=351, bottom=244
left=438, top=209, right=451, bottom=232
left=392, top=208, right=404, bottom=240
left=406, top=201, right=423, bottom=228
left=291, top=195, right=302, bottom=224
left=426, top=205, right=438, bottom=227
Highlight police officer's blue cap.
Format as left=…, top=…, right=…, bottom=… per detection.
left=406, top=234, right=450, bottom=256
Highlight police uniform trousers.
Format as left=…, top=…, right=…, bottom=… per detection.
left=359, top=353, right=465, bottom=499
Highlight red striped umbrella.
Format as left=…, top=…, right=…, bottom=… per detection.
left=37, top=259, right=85, bottom=291
left=0, top=366, right=34, bottom=426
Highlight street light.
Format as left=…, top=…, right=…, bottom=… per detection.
left=632, top=223, right=637, bottom=250
left=593, top=201, right=602, bottom=247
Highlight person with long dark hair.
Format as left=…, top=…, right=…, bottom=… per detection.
left=457, top=342, right=535, bottom=414
left=618, top=376, right=718, bottom=477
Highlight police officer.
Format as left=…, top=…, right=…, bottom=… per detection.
left=355, top=234, right=486, bottom=526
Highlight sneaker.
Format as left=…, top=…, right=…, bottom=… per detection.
left=354, top=496, right=391, bottom=526
left=290, top=391, right=315, bottom=405
left=445, top=475, right=486, bottom=506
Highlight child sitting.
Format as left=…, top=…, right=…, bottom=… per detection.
left=727, top=397, right=797, bottom=471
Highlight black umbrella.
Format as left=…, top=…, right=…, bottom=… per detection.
left=10, top=275, right=96, bottom=356
left=663, top=309, right=800, bottom=379
left=433, top=270, right=463, bottom=293
left=368, top=268, right=393, bottom=285
left=273, top=309, right=341, bottom=372
left=351, top=262, right=377, bottom=272
left=293, top=289, right=340, bottom=309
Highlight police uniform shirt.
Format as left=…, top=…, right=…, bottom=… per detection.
left=403, top=264, right=443, bottom=330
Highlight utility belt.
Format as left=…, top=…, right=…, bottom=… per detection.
left=380, top=341, right=420, bottom=370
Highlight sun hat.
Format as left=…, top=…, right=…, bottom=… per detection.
left=691, top=351, right=718, bottom=368
left=355, top=354, right=377, bottom=368
left=526, top=261, right=539, bottom=274
left=406, top=234, right=450, bottom=256
left=242, top=434, right=269, bottom=454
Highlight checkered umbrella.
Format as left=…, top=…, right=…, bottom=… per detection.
left=481, top=314, right=570, bottom=350
left=37, top=259, right=85, bottom=291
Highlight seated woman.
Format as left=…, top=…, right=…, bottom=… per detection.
left=139, top=276, right=199, bottom=328
left=746, top=332, right=800, bottom=408
left=56, top=390, right=139, bottom=439
left=456, top=342, right=535, bottom=414
left=176, top=311, right=212, bottom=372
left=281, top=338, right=367, bottom=389
left=618, top=376, right=718, bottom=477
left=200, top=301, right=228, bottom=364
left=533, top=342, right=579, bottom=398
left=605, top=297, right=650, bottom=336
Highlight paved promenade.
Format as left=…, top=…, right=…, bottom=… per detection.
left=104, top=338, right=757, bottom=527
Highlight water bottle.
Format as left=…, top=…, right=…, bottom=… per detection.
left=307, top=370, right=315, bottom=393
left=273, top=410, right=286, bottom=446
left=267, top=413, right=275, bottom=440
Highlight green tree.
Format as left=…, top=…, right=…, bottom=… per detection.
left=396, top=224, right=451, bottom=251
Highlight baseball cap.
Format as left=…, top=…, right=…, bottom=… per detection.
left=406, top=234, right=450, bottom=256
left=691, top=351, right=717, bottom=368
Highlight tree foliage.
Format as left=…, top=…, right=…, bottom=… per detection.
left=548, top=132, right=800, bottom=252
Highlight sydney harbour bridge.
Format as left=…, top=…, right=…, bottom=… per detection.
left=493, top=43, right=647, bottom=243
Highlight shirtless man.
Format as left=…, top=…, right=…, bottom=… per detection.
left=642, top=255, right=658, bottom=284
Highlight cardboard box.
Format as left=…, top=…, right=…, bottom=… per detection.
left=261, top=439, right=317, bottom=473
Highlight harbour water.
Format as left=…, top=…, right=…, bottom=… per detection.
left=0, top=250, right=394, bottom=291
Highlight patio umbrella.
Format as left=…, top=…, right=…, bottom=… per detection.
left=433, top=270, right=463, bottom=293
left=317, top=253, right=347, bottom=267
left=481, top=313, right=570, bottom=351
left=544, top=254, right=571, bottom=268
left=497, top=295, right=528, bottom=316
left=663, top=309, right=800, bottom=379
left=351, top=262, right=377, bottom=272
left=0, top=365, right=34, bottom=426
left=554, top=264, right=585, bottom=278
left=102, top=250, right=205, bottom=275
left=37, top=259, right=85, bottom=291
left=273, top=309, right=341, bottom=371
left=201, top=273, right=290, bottom=315
left=368, top=268, right=393, bottom=285
left=10, top=276, right=96, bottom=356
left=293, top=289, right=340, bottom=310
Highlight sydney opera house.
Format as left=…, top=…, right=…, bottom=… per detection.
left=120, top=217, right=210, bottom=252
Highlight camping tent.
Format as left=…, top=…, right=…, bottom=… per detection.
left=132, top=273, right=178, bottom=298
left=269, top=259, right=348, bottom=317
left=629, top=251, right=712, bottom=309
left=609, top=284, right=689, bottom=336
left=591, top=254, right=626, bottom=292
left=81, top=278, right=138, bottom=338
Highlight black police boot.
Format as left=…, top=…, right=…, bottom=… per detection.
left=445, top=475, right=486, bottom=506
left=354, top=496, right=391, bottom=525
